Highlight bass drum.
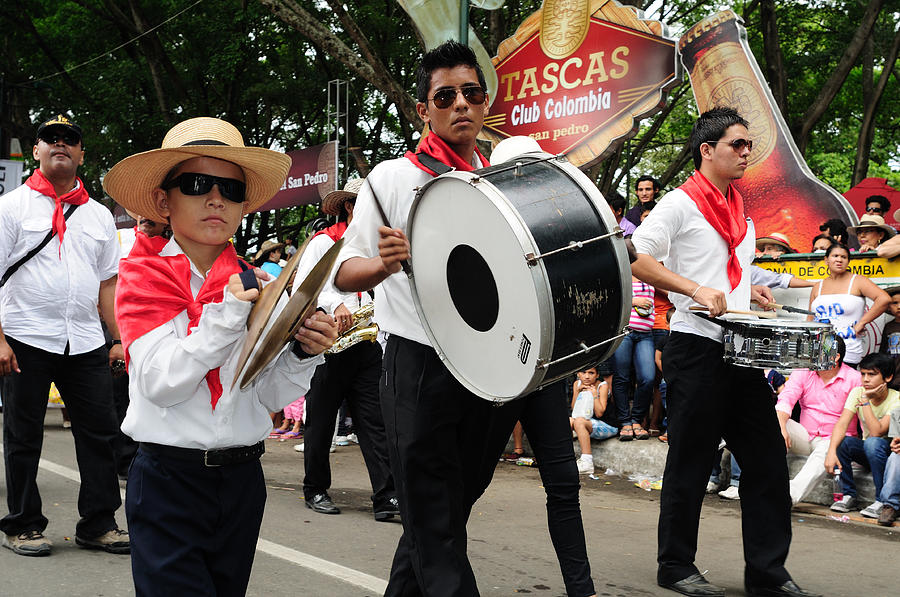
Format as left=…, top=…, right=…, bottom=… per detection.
left=407, top=153, right=631, bottom=402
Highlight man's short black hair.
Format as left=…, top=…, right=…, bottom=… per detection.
left=811, top=233, right=831, bottom=250
left=640, top=202, right=654, bottom=213
left=635, top=175, right=660, bottom=194
left=416, top=40, right=487, bottom=103
left=866, top=195, right=891, bottom=212
left=859, top=352, right=894, bottom=380
left=608, top=196, right=627, bottom=214
left=819, top=218, right=848, bottom=242
left=689, top=107, right=749, bottom=169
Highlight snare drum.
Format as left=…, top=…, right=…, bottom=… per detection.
left=722, top=319, right=838, bottom=370
left=407, top=153, right=631, bottom=402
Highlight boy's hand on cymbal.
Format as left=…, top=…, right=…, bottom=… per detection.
left=227, top=269, right=270, bottom=302
left=294, top=310, right=339, bottom=355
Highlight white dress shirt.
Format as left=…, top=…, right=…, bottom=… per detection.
left=631, top=187, right=756, bottom=342
left=121, top=239, right=323, bottom=449
left=336, top=154, right=485, bottom=346
left=0, top=183, right=119, bottom=355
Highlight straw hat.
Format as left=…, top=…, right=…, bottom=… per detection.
left=103, top=117, right=291, bottom=223
left=254, top=239, right=285, bottom=263
left=848, top=214, right=896, bottom=239
left=321, top=178, right=365, bottom=216
left=755, top=232, right=794, bottom=253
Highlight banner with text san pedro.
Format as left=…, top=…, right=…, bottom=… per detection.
left=481, top=0, right=679, bottom=168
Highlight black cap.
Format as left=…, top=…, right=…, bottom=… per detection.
left=36, top=114, right=82, bottom=139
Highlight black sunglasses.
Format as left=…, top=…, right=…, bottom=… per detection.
left=39, top=130, right=81, bottom=146
left=865, top=206, right=884, bottom=213
left=428, top=86, right=487, bottom=109
left=708, top=138, right=753, bottom=152
left=162, top=173, right=246, bottom=203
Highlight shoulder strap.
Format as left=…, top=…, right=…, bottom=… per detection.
left=416, top=152, right=453, bottom=175
left=847, top=274, right=857, bottom=294
left=0, top=203, right=79, bottom=289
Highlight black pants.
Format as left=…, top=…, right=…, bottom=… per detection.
left=480, top=382, right=595, bottom=597
left=0, top=337, right=121, bottom=538
left=381, top=336, right=494, bottom=597
left=658, top=332, right=792, bottom=588
left=126, top=448, right=265, bottom=596
left=112, top=372, right=138, bottom=476
left=303, top=341, right=395, bottom=510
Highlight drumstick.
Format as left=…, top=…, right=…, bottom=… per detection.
left=768, top=302, right=814, bottom=316
left=688, top=306, right=778, bottom=319
left=363, top=179, right=411, bottom=276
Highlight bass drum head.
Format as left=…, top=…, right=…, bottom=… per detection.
left=408, top=172, right=551, bottom=402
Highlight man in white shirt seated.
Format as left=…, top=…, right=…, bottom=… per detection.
left=0, top=115, right=129, bottom=558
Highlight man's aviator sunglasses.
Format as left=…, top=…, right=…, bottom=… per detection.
left=39, top=130, right=81, bottom=146
left=162, top=173, right=246, bottom=203
left=707, top=138, right=753, bottom=152
left=427, top=86, right=487, bottom=109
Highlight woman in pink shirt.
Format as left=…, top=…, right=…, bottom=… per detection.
left=611, top=276, right=656, bottom=440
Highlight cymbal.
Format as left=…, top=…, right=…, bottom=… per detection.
left=238, top=238, right=344, bottom=390
left=231, top=235, right=311, bottom=388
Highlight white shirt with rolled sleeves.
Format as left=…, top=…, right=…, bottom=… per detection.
left=294, top=232, right=372, bottom=315
left=121, top=239, right=323, bottom=450
left=631, top=187, right=756, bottom=342
left=0, top=183, right=119, bottom=354
left=335, top=154, right=486, bottom=345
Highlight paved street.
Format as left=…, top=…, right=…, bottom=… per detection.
left=0, top=409, right=896, bottom=596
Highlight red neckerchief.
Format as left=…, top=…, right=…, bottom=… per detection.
left=404, top=131, right=489, bottom=175
left=116, top=232, right=249, bottom=410
left=24, top=169, right=89, bottom=256
left=313, top=221, right=348, bottom=242
left=680, top=170, right=747, bottom=291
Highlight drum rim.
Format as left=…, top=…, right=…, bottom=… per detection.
left=408, top=169, right=556, bottom=402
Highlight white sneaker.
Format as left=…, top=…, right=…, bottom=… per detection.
left=860, top=501, right=883, bottom=518
left=705, top=481, right=719, bottom=494
left=346, top=433, right=358, bottom=444
left=718, top=485, right=740, bottom=500
left=335, top=435, right=350, bottom=446
left=330, top=442, right=337, bottom=453
left=830, top=495, right=857, bottom=512
left=294, top=442, right=336, bottom=454
left=576, top=457, right=594, bottom=475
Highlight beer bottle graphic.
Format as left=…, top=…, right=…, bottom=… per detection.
left=679, top=10, right=857, bottom=250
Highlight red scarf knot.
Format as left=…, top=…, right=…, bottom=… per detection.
left=404, top=131, right=489, bottom=175
left=24, top=169, right=90, bottom=257
left=679, top=170, right=747, bottom=292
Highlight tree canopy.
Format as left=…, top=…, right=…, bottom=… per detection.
left=1, top=0, right=896, bottom=251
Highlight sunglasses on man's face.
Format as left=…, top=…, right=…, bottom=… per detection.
left=708, top=138, right=753, bottom=152
left=162, top=173, right=246, bottom=203
left=428, top=86, right=487, bottom=109
left=39, top=131, right=81, bottom=146
left=865, top=206, right=884, bottom=213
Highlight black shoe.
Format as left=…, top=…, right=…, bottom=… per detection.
left=305, top=493, right=340, bottom=514
left=746, top=580, right=821, bottom=597
left=659, top=573, right=726, bottom=596
left=374, top=497, right=400, bottom=521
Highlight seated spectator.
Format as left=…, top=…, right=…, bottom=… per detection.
left=825, top=353, right=900, bottom=517
left=571, top=366, right=605, bottom=475
left=639, top=201, right=654, bottom=223
left=608, top=195, right=636, bottom=236
left=848, top=214, right=896, bottom=252
left=819, top=218, right=849, bottom=245
left=254, top=239, right=284, bottom=276
left=776, top=337, right=861, bottom=505
left=811, top=234, right=832, bottom=253
left=284, top=237, right=297, bottom=257
left=864, top=194, right=891, bottom=218
left=879, top=287, right=900, bottom=389
left=612, top=276, right=655, bottom=441
left=624, top=175, right=660, bottom=226
left=708, top=449, right=741, bottom=500
left=877, top=406, right=900, bottom=526
left=756, top=232, right=794, bottom=257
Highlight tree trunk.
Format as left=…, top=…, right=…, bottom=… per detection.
left=759, top=0, right=787, bottom=115
left=658, top=142, right=692, bottom=190
left=852, top=25, right=900, bottom=186
left=793, top=0, right=885, bottom=154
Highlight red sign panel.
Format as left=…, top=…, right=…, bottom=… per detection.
left=254, top=141, right=337, bottom=212
left=485, top=18, right=676, bottom=161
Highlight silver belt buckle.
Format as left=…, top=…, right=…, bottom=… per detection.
left=203, top=450, right=221, bottom=467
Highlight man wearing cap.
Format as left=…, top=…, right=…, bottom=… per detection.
left=849, top=213, right=896, bottom=252
left=292, top=177, right=397, bottom=521
left=756, top=232, right=794, bottom=258
left=0, top=115, right=129, bottom=557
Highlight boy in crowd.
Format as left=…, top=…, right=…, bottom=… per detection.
left=876, top=406, right=900, bottom=526
left=878, top=287, right=900, bottom=388
left=103, top=117, right=337, bottom=595
left=825, top=353, right=900, bottom=518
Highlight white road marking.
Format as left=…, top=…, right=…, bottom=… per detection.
left=30, top=455, right=387, bottom=595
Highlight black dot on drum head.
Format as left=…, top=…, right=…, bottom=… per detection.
left=446, top=244, right=499, bottom=332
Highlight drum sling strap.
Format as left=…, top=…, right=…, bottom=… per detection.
left=415, top=152, right=453, bottom=176
left=0, top=203, right=78, bottom=289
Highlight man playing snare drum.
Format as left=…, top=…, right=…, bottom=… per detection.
left=631, top=107, right=819, bottom=597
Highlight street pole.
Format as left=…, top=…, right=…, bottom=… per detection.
left=459, top=0, right=468, bottom=45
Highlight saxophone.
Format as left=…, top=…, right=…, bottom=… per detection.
left=326, top=303, right=379, bottom=354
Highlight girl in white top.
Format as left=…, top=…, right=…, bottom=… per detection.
left=570, top=366, right=607, bottom=475
left=808, top=242, right=890, bottom=366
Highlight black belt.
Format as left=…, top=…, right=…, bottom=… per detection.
left=140, top=441, right=265, bottom=467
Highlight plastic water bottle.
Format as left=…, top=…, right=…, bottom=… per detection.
left=832, top=468, right=843, bottom=502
